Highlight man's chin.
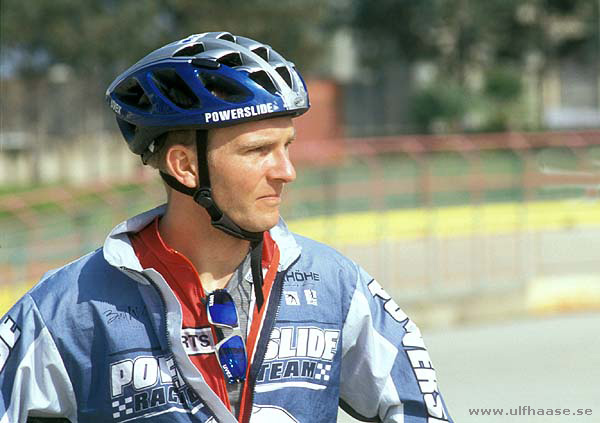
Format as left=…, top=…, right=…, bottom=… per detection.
left=233, top=212, right=279, bottom=234
left=253, top=219, right=279, bottom=233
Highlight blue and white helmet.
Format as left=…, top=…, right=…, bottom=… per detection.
left=106, top=31, right=310, bottom=157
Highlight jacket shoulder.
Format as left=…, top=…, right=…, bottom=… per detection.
left=27, top=247, right=129, bottom=313
left=288, top=233, right=363, bottom=309
left=291, top=233, right=357, bottom=269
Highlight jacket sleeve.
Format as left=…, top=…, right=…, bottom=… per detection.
left=339, top=266, right=452, bottom=423
left=0, top=293, right=77, bottom=423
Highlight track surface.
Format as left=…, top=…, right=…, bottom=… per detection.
left=337, top=312, right=600, bottom=422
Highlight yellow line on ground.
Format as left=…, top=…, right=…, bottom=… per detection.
left=287, top=199, right=600, bottom=245
left=0, top=282, right=32, bottom=316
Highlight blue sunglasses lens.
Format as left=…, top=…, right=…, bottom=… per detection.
left=206, top=290, right=247, bottom=384
left=218, top=335, right=247, bottom=383
left=207, top=290, right=238, bottom=327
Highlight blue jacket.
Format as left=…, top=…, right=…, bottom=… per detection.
left=0, top=205, right=452, bottom=423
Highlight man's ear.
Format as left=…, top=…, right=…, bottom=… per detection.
left=165, top=144, right=198, bottom=189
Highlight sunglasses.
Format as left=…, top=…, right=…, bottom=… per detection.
left=206, top=289, right=247, bottom=384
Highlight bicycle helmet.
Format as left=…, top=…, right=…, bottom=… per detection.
left=106, top=32, right=311, bottom=310
left=106, top=31, right=309, bottom=157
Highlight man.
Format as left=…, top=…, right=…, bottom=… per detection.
left=0, top=32, right=452, bottom=423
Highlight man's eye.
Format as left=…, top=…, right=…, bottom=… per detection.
left=248, top=145, right=268, bottom=153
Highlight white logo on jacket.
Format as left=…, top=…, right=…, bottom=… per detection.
left=265, top=327, right=339, bottom=361
left=109, top=354, right=205, bottom=421
left=207, top=405, right=299, bottom=423
left=253, top=326, right=340, bottom=387
left=367, top=279, right=449, bottom=422
left=304, top=289, right=318, bottom=306
left=250, top=405, right=299, bottom=422
left=284, top=291, right=301, bottom=306
left=181, top=327, right=215, bottom=355
left=0, top=316, right=21, bottom=372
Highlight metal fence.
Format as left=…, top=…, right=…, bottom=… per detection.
left=1, top=131, right=599, bottom=314
left=282, top=131, right=600, bottom=311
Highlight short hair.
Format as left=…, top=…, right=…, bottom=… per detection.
left=145, top=130, right=196, bottom=172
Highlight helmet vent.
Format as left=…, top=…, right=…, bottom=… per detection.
left=152, top=69, right=200, bottom=109
left=217, top=52, right=243, bottom=68
left=198, top=73, right=250, bottom=103
left=173, top=43, right=205, bottom=57
left=251, top=47, right=269, bottom=61
left=217, top=33, right=236, bottom=43
left=116, top=118, right=137, bottom=143
left=275, top=66, right=292, bottom=88
left=114, top=78, right=151, bottom=111
left=249, top=70, right=278, bottom=95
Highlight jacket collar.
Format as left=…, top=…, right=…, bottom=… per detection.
left=103, top=203, right=301, bottom=274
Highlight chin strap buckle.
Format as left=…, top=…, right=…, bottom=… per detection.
left=193, top=187, right=214, bottom=208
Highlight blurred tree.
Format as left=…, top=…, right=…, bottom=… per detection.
left=348, top=0, right=599, bottom=131
left=482, top=66, right=523, bottom=131
left=410, top=81, right=469, bottom=133
left=484, top=67, right=522, bottom=103
left=0, top=0, right=333, bottom=81
left=350, top=0, right=598, bottom=81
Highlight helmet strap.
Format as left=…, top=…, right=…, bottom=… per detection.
left=158, top=130, right=265, bottom=310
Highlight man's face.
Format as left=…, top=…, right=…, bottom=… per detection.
left=207, top=116, right=297, bottom=232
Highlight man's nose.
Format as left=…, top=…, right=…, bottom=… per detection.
left=270, top=149, right=296, bottom=183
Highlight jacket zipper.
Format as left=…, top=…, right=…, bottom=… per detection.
left=122, top=268, right=215, bottom=419
left=138, top=272, right=180, bottom=381
left=241, top=268, right=288, bottom=423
